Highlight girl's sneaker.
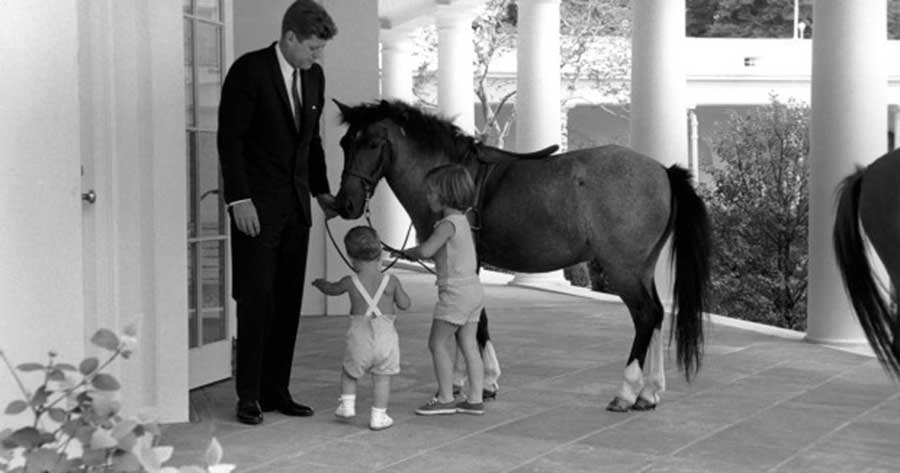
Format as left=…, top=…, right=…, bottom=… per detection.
left=415, top=399, right=457, bottom=415
left=455, top=401, right=484, bottom=415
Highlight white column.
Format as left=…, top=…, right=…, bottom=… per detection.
left=381, top=29, right=415, bottom=103
left=688, top=108, right=700, bottom=183
left=510, top=0, right=568, bottom=286
left=630, top=0, right=687, bottom=308
left=436, top=8, right=476, bottom=133
left=807, top=0, right=886, bottom=346
left=375, top=28, right=417, bottom=253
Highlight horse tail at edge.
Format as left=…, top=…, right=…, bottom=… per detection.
left=665, top=165, right=712, bottom=382
left=833, top=168, right=900, bottom=380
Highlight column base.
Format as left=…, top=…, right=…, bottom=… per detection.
left=804, top=334, right=870, bottom=348
left=509, top=270, right=569, bottom=287
left=804, top=334, right=875, bottom=357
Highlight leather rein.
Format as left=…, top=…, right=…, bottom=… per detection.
left=325, top=163, right=436, bottom=275
left=327, top=134, right=511, bottom=276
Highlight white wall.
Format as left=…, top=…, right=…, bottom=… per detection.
left=0, top=0, right=86, bottom=428
left=320, top=0, right=381, bottom=315
left=233, top=0, right=293, bottom=55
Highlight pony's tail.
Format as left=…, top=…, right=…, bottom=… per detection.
left=666, top=165, right=711, bottom=382
left=476, top=308, right=490, bottom=353
left=833, top=169, right=900, bottom=380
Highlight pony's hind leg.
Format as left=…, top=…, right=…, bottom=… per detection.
left=606, top=274, right=666, bottom=412
left=635, top=322, right=665, bottom=410
left=634, top=281, right=666, bottom=409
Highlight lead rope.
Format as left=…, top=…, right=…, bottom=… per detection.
left=325, top=190, right=436, bottom=275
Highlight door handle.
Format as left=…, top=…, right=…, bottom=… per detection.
left=82, top=190, right=97, bottom=204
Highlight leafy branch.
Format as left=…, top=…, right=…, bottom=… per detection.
left=1, top=327, right=234, bottom=473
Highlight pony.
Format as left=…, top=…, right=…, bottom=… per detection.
left=331, top=100, right=711, bottom=411
left=833, top=147, right=900, bottom=380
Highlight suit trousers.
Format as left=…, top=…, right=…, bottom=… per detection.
left=230, top=201, right=309, bottom=403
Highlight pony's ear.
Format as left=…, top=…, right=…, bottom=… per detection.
left=332, top=99, right=351, bottom=118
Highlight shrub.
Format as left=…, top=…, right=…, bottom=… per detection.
left=0, top=327, right=232, bottom=473
left=700, top=96, right=809, bottom=330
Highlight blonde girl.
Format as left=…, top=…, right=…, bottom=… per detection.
left=396, top=164, right=485, bottom=415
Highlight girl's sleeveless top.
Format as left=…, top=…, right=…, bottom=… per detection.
left=432, top=213, right=479, bottom=287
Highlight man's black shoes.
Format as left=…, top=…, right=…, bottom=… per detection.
left=236, top=399, right=263, bottom=425
left=260, top=396, right=314, bottom=417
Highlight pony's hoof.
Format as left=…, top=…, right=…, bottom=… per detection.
left=631, top=397, right=657, bottom=411
left=605, top=396, right=633, bottom=412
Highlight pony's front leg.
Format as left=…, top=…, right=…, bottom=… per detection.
left=634, top=328, right=665, bottom=410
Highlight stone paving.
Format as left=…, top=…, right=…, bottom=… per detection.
left=162, top=269, right=900, bottom=472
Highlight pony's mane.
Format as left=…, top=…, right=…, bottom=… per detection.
left=338, top=100, right=480, bottom=164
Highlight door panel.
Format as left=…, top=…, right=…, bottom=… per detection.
left=186, top=0, right=231, bottom=388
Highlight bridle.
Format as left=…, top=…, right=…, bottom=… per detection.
left=326, top=133, right=436, bottom=275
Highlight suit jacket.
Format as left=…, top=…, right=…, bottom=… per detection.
left=217, top=42, right=330, bottom=227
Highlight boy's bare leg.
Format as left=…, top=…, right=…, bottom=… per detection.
left=456, top=322, right=484, bottom=404
left=341, top=368, right=357, bottom=395
left=373, top=374, right=391, bottom=409
left=336, top=368, right=358, bottom=418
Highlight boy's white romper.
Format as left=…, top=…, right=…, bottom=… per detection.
left=342, top=274, right=400, bottom=378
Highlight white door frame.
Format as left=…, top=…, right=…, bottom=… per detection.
left=187, top=0, right=236, bottom=389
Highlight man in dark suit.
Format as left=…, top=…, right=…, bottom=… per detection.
left=217, top=0, right=338, bottom=425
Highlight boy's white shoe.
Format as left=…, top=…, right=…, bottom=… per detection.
left=334, top=395, right=356, bottom=419
left=369, top=407, right=393, bottom=431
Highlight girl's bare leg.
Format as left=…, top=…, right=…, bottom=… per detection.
left=456, top=322, right=484, bottom=404
left=428, top=319, right=458, bottom=403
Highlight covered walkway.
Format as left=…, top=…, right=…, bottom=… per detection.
left=162, top=269, right=899, bottom=472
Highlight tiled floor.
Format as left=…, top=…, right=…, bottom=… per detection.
left=161, top=270, right=900, bottom=472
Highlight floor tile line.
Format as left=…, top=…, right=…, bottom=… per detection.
left=630, top=360, right=888, bottom=473
left=240, top=451, right=307, bottom=473
left=764, top=390, right=900, bottom=473
left=498, top=411, right=662, bottom=473
left=368, top=404, right=566, bottom=472
left=497, top=358, right=792, bottom=473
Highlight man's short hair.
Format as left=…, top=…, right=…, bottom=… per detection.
left=282, top=0, right=337, bottom=41
left=345, top=226, right=382, bottom=261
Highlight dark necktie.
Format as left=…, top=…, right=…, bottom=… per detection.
left=291, top=68, right=302, bottom=131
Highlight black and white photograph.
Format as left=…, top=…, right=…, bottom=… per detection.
left=2, top=1, right=899, bottom=471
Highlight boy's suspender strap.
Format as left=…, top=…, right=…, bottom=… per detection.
left=350, top=274, right=390, bottom=317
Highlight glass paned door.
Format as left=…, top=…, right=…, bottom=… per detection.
left=185, top=0, right=230, bottom=388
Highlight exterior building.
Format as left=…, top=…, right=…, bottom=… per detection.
left=1, top=0, right=894, bottom=423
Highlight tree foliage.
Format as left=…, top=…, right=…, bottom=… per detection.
left=412, top=0, right=631, bottom=147
left=688, top=0, right=900, bottom=39
left=687, top=0, right=813, bottom=38
left=701, top=96, right=809, bottom=330
left=891, top=0, right=900, bottom=40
